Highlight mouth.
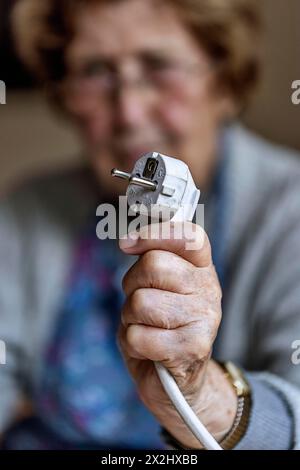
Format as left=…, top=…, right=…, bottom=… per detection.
left=116, top=138, right=174, bottom=164
left=123, top=146, right=156, bottom=165
left=90, top=133, right=176, bottom=168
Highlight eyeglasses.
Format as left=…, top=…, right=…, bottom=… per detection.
left=60, top=54, right=218, bottom=100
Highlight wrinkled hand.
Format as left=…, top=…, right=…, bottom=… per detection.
left=118, top=222, right=236, bottom=448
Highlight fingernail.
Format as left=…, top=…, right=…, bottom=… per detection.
left=119, top=231, right=139, bottom=250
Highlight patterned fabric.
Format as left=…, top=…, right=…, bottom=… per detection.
left=4, top=220, right=165, bottom=449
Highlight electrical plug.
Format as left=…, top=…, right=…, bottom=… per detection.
left=112, top=151, right=200, bottom=223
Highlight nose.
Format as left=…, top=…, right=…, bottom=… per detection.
left=115, top=83, right=148, bottom=129
left=114, top=79, right=153, bottom=129
left=112, top=62, right=155, bottom=130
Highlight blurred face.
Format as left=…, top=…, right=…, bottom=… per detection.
left=62, top=0, right=233, bottom=196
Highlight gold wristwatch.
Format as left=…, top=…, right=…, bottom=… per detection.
left=218, top=361, right=252, bottom=450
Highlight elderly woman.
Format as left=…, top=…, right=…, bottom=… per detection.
left=0, top=0, right=299, bottom=450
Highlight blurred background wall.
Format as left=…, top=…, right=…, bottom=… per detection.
left=0, top=0, right=299, bottom=195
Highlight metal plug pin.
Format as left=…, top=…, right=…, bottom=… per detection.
left=111, top=168, right=157, bottom=191
left=111, top=169, right=131, bottom=181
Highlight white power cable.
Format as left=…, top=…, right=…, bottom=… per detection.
left=154, top=362, right=223, bottom=450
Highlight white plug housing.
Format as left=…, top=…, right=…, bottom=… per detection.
left=126, top=152, right=200, bottom=222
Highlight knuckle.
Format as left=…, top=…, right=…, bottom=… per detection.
left=205, top=307, right=222, bottom=339
left=195, top=335, right=211, bottom=359
left=195, top=297, right=221, bottom=332
left=160, top=312, right=173, bottom=330
left=200, top=267, right=222, bottom=303
left=210, top=266, right=222, bottom=294
left=212, top=281, right=222, bottom=303
left=210, top=307, right=222, bottom=331
left=184, top=331, right=211, bottom=361
left=131, top=288, right=148, bottom=316
left=141, top=250, right=161, bottom=274
left=127, top=324, right=141, bottom=351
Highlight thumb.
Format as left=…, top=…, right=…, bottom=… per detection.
left=119, top=221, right=212, bottom=268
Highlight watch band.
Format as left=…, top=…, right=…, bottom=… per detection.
left=218, top=361, right=252, bottom=450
